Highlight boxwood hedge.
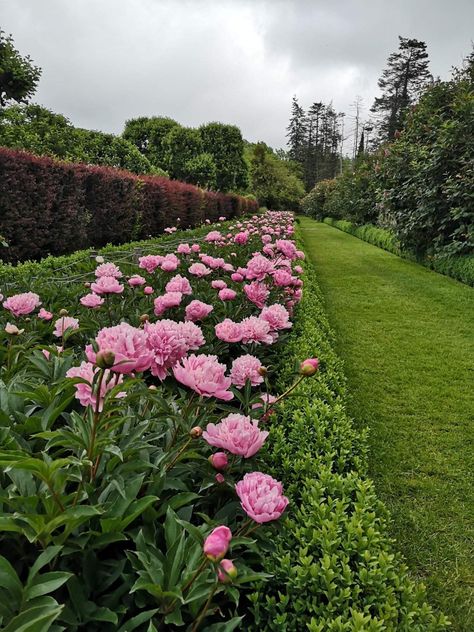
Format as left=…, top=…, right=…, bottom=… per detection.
left=247, top=254, right=448, bottom=631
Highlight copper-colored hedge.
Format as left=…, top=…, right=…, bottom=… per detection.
left=0, top=148, right=257, bottom=263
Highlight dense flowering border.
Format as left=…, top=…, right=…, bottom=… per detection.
left=0, top=211, right=318, bottom=630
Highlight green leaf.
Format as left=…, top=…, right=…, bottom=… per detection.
left=25, top=572, right=73, bottom=600
left=116, top=609, right=159, bottom=632
left=28, top=546, right=63, bottom=581
left=201, top=616, right=244, bottom=631
left=2, top=603, right=63, bottom=632
left=0, top=555, right=23, bottom=602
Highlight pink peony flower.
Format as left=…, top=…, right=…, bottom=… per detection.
left=231, top=272, right=244, bottom=283
left=173, top=354, right=233, bottom=400
left=95, top=262, right=122, bottom=278
left=160, top=254, right=180, bottom=272
left=128, top=275, right=146, bottom=287
left=205, top=230, right=223, bottom=242
left=53, top=316, right=79, bottom=338
left=272, top=269, right=293, bottom=287
left=80, top=293, right=104, bottom=308
left=215, top=319, right=243, bottom=343
left=165, top=274, right=192, bottom=295
left=203, top=413, right=268, bottom=457
left=185, top=300, right=213, bottom=322
left=188, top=262, right=212, bottom=277
left=260, top=304, right=292, bottom=331
left=3, top=292, right=41, bottom=317
left=191, top=243, right=201, bottom=253
left=235, top=471, right=289, bottom=523
left=86, top=322, right=153, bottom=374
left=177, top=243, right=192, bottom=255
left=90, top=276, right=124, bottom=295
left=252, top=393, right=278, bottom=410
left=243, top=281, right=269, bottom=309
left=153, top=292, right=183, bottom=316
left=230, top=355, right=264, bottom=388
left=240, top=316, right=274, bottom=345
left=177, top=321, right=205, bottom=351
left=144, top=320, right=188, bottom=379
left=234, top=231, right=249, bottom=245
left=246, top=255, right=274, bottom=281
left=139, top=254, right=163, bottom=273
left=218, top=288, right=236, bottom=301
left=38, top=308, right=53, bottom=321
left=66, top=361, right=125, bottom=411
left=203, top=526, right=232, bottom=561
left=144, top=286, right=154, bottom=295
left=211, top=280, right=227, bottom=290
left=275, top=239, right=297, bottom=259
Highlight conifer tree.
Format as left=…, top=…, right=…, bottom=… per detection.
left=371, top=36, right=432, bottom=143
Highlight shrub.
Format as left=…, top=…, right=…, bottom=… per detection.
left=0, top=148, right=257, bottom=263
left=301, top=179, right=335, bottom=219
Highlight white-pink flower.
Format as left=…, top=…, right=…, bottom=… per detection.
left=3, top=292, right=41, bottom=317
left=90, top=276, right=124, bottom=295
left=80, top=293, right=104, bottom=308
left=185, top=300, right=213, bottom=322
left=203, top=414, right=268, bottom=457
left=95, top=262, right=122, bottom=278
left=173, top=354, right=233, bottom=400
left=235, top=471, right=289, bottom=523
left=230, top=355, right=264, bottom=388
left=53, top=316, right=79, bottom=338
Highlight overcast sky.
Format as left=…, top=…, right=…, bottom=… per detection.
left=1, top=0, right=473, bottom=151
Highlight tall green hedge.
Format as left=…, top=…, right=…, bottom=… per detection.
left=247, top=253, right=448, bottom=631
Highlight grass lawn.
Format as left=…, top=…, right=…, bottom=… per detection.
left=300, top=217, right=474, bottom=631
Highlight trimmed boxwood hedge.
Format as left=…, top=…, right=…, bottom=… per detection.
left=247, top=253, right=448, bottom=631
left=323, top=217, right=474, bottom=287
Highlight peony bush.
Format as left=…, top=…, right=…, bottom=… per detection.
left=0, top=211, right=312, bottom=630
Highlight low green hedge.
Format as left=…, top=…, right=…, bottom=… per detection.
left=248, top=254, right=448, bottom=631
left=323, top=217, right=474, bottom=287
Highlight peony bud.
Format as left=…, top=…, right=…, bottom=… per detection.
left=190, top=426, right=203, bottom=438
left=203, top=526, right=232, bottom=561
left=95, top=255, right=105, bottom=263
left=59, top=308, right=69, bottom=317
left=5, top=322, right=24, bottom=335
left=215, top=473, right=225, bottom=484
left=140, top=314, right=150, bottom=323
left=144, top=286, right=154, bottom=295
left=257, top=366, right=268, bottom=377
left=95, top=349, right=116, bottom=369
left=218, top=559, right=238, bottom=583
left=300, top=358, right=319, bottom=376
left=209, top=452, right=228, bottom=471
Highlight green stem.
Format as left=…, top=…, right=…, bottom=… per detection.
left=271, top=374, right=306, bottom=408
left=191, top=581, right=218, bottom=632
left=165, top=437, right=191, bottom=472
left=88, top=369, right=106, bottom=480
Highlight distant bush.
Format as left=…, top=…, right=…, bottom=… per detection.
left=300, top=179, right=335, bottom=219
left=0, top=104, right=163, bottom=175
left=0, top=148, right=257, bottom=263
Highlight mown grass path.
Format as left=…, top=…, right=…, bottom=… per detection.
left=299, top=218, right=474, bottom=631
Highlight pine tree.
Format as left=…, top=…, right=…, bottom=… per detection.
left=286, top=96, right=307, bottom=163
left=371, top=36, right=432, bottom=143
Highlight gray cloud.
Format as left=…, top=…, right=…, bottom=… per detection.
left=0, top=0, right=473, bottom=151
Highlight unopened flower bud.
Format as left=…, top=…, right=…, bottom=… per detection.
left=190, top=426, right=202, bottom=438
left=140, top=314, right=150, bottom=323
left=148, top=384, right=157, bottom=391
left=59, top=308, right=69, bottom=317
left=96, top=349, right=116, bottom=369
left=209, top=452, right=228, bottom=471
left=300, top=358, right=319, bottom=376
left=218, top=559, right=238, bottom=583
left=257, top=366, right=268, bottom=377
left=84, top=281, right=91, bottom=287
left=203, top=526, right=232, bottom=561
left=95, top=255, right=105, bottom=263
left=5, top=322, right=24, bottom=335
left=215, top=473, right=225, bottom=484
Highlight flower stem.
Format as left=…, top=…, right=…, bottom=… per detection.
left=191, top=581, right=218, bottom=632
